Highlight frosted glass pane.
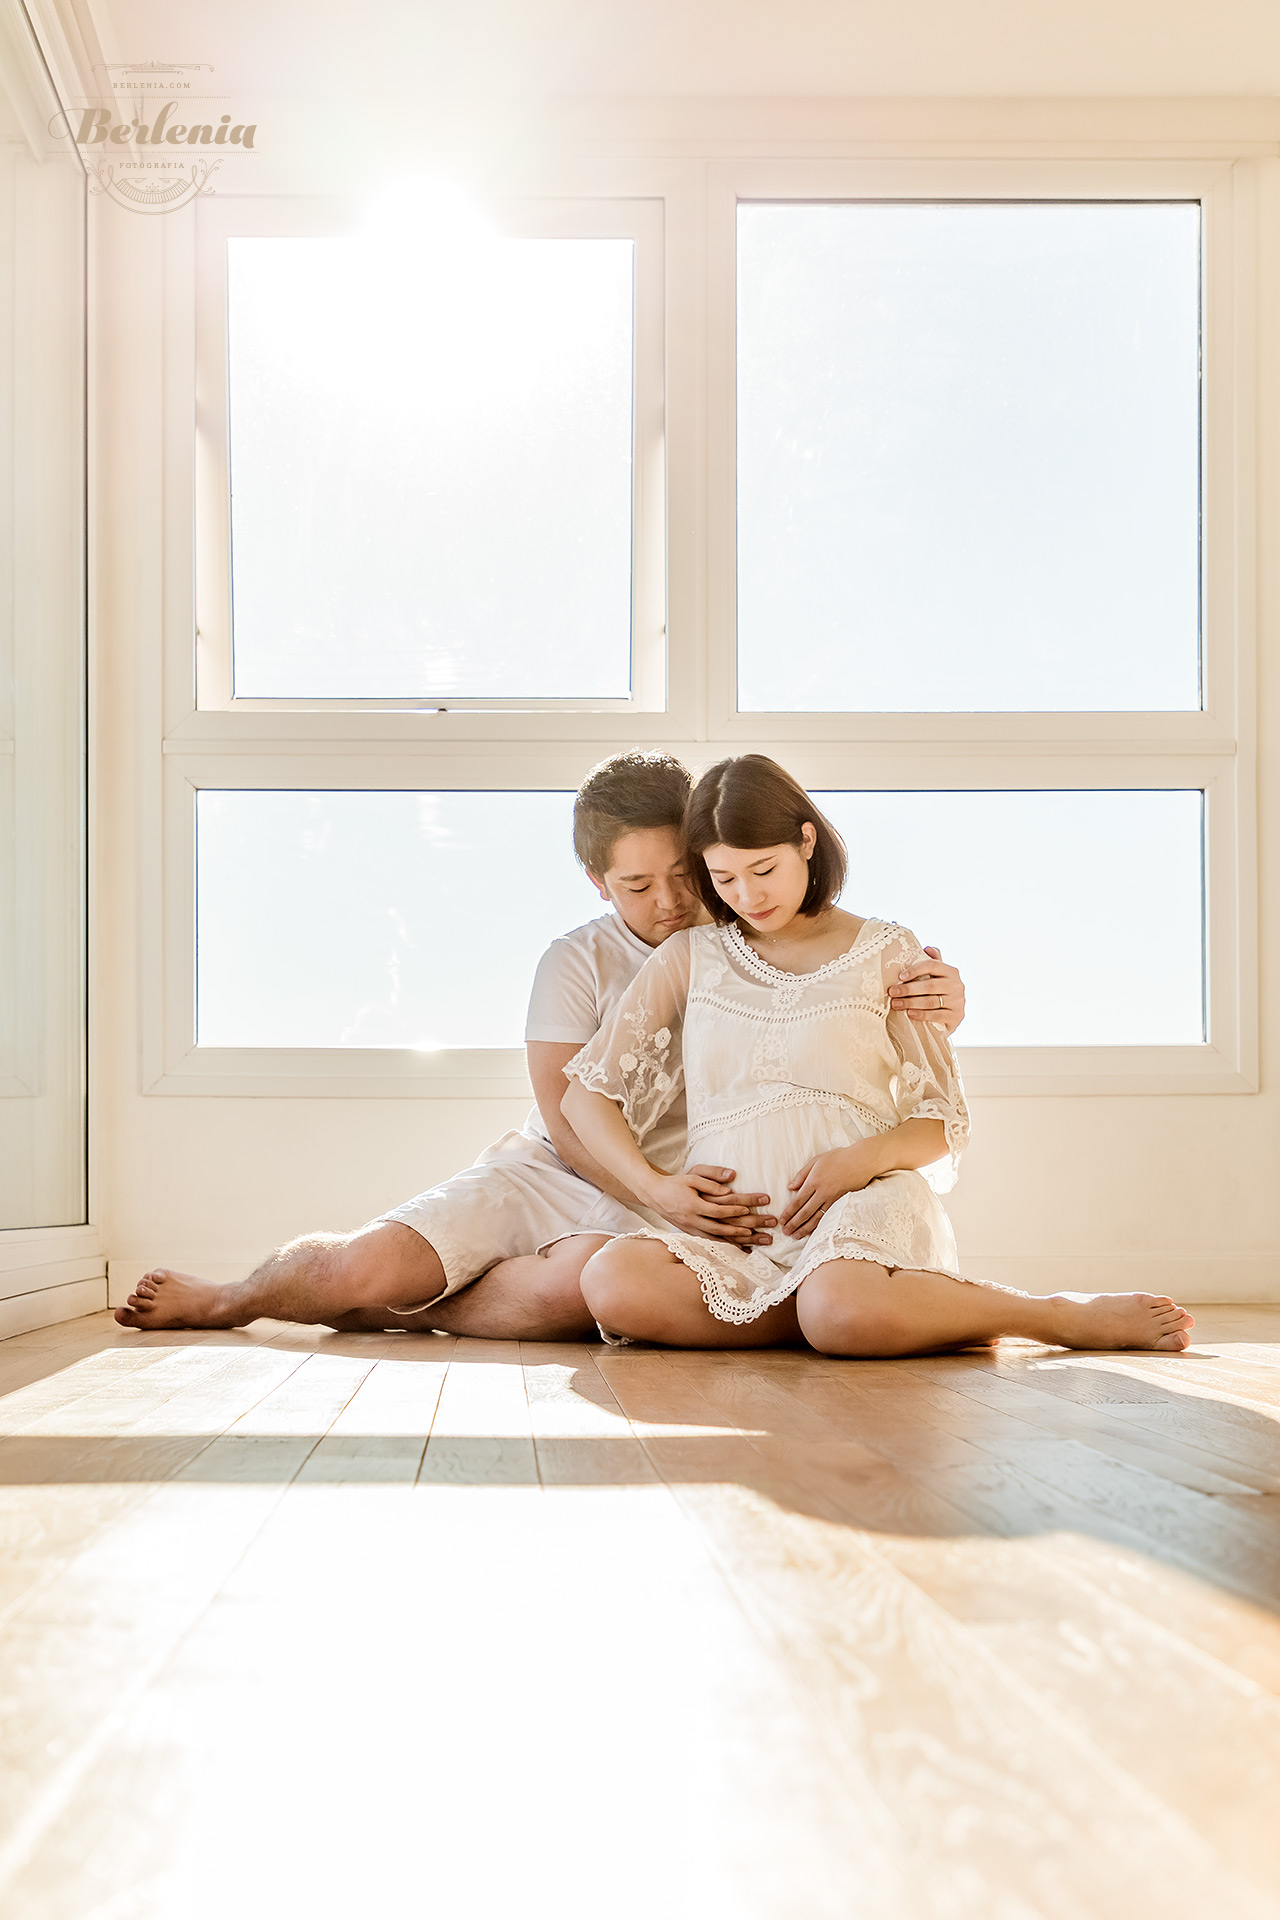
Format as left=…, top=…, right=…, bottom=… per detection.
left=227, top=235, right=634, bottom=698
left=819, top=789, right=1203, bottom=1045
left=739, top=203, right=1201, bottom=712
left=196, top=792, right=603, bottom=1047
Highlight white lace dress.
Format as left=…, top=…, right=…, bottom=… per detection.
left=564, top=918, right=970, bottom=1325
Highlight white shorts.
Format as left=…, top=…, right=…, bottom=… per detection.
left=373, top=1128, right=649, bottom=1301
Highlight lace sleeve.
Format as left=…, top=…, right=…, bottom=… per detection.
left=881, top=928, right=970, bottom=1194
left=562, top=931, right=691, bottom=1146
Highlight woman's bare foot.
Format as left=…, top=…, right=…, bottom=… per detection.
left=1047, top=1292, right=1194, bottom=1353
left=114, top=1269, right=246, bottom=1331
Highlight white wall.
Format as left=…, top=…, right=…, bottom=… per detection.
left=91, top=104, right=1280, bottom=1307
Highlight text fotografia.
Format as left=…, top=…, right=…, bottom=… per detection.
left=73, top=104, right=256, bottom=148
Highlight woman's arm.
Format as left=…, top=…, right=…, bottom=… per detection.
left=778, top=1117, right=947, bottom=1239
left=563, top=1079, right=778, bottom=1241
left=528, top=1040, right=651, bottom=1210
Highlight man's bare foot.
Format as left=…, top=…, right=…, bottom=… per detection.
left=1047, top=1292, right=1194, bottom=1353
left=114, top=1269, right=246, bottom=1331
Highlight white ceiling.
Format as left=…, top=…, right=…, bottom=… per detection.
left=89, top=0, right=1280, bottom=102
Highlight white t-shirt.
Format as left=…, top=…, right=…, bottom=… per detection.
left=523, top=911, right=687, bottom=1173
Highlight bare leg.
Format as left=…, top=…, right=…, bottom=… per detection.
left=581, top=1239, right=802, bottom=1348
left=116, top=1227, right=608, bottom=1343
left=324, top=1235, right=607, bottom=1340
left=411, top=1237, right=606, bottom=1341
left=794, top=1261, right=1195, bottom=1357
left=580, top=1240, right=1194, bottom=1356
left=114, top=1224, right=445, bottom=1332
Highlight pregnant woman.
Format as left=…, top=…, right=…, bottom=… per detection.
left=562, top=754, right=1194, bottom=1358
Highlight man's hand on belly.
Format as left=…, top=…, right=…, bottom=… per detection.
left=646, top=1167, right=777, bottom=1246
left=779, top=1142, right=885, bottom=1239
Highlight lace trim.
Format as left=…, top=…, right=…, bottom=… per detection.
left=820, top=1246, right=1026, bottom=1298
left=566, top=1058, right=616, bottom=1098
left=687, top=1085, right=890, bottom=1142
left=618, top=1229, right=1022, bottom=1326
left=722, top=917, right=899, bottom=990
left=614, top=1229, right=808, bottom=1326
left=690, top=988, right=888, bottom=1026
left=912, top=1098, right=970, bottom=1170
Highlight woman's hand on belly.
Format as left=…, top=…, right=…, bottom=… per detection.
left=645, top=1168, right=778, bottom=1246
left=779, top=1141, right=887, bottom=1239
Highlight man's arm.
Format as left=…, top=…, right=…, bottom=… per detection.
left=887, top=946, right=966, bottom=1033
left=528, top=1041, right=774, bottom=1247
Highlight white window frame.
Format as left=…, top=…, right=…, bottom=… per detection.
left=192, top=192, right=669, bottom=717
left=147, top=152, right=1258, bottom=1099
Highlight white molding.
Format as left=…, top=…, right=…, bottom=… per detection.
left=146, top=1052, right=533, bottom=1099
left=0, top=1221, right=104, bottom=1276
left=19, top=0, right=119, bottom=121
left=0, top=0, right=56, bottom=159
left=0, top=1274, right=106, bottom=1338
left=0, top=1224, right=107, bottom=1334
left=519, top=96, right=1280, bottom=160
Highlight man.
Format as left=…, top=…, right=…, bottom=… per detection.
left=116, top=753, right=965, bottom=1340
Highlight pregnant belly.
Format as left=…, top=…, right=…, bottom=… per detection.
left=688, top=1098, right=877, bottom=1263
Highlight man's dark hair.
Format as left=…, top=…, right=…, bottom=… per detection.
left=573, top=752, right=692, bottom=877
left=685, top=754, right=847, bottom=923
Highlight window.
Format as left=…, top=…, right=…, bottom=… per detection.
left=226, top=236, right=636, bottom=701
left=736, top=202, right=1202, bottom=713
left=819, top=789, right=1204, bottom=1046
left=155, top=156, right=1254, bottom=1098
left=196, top=791, right=601, bottom=1048
left=193, top=194, right=667, bottom=714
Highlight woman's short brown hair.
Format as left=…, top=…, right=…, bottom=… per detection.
left=573, top=751, right=692, bottom=877
left=684, top=755, right=847, bottom=923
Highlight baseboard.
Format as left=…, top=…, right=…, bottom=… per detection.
left=0, top=1275, right=109, bottom=1340
left=107, top=1251, right=1280, bottom=1311
left=965, top=1255, right=1280, bottom=1302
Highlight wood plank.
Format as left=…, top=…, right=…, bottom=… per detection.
left=597, top=1357, right=1279, bottom=1920
left=521, top=1340, right=659, bottom=1486
left=294, top=1340, right=454, bottom=1484
left=417, top=1337, right=538, bottom=1485
left=711, top=1355, right=1280, bottom=1695
left=876, top=1528, right=1280, bottom=1902
left=0, top=1343, right=373, bottom=1901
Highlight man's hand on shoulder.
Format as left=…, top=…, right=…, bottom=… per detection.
left=888, top=946, right=966, bottom=1035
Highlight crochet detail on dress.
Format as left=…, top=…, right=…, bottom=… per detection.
left=722, top=917, right=899, bottom=989
left=691, top=988, right=887, bottom=1028
left=565, top=998, right=678, bottom=1142
left=616, top=1224, right=1018, bottom=1324
left=686, top=1085, right=890, bottom=1142
left=614, top=1229, right=805, bottom=1325
left=912, top=1098, right=970, bottom=1173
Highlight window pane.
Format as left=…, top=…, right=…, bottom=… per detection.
left=819, top=789, right=1203, bottom=1045
left=227, top=235, right=634, bottom=698
left=739, top=203, right=1201, bottom=712
left=196, top=792, right=603, bottom=1047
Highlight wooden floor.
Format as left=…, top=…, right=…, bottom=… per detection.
left=1, top=1311, right=1279, bottom=1919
